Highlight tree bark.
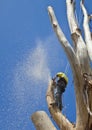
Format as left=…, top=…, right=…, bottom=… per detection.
left=81, top=1, right=92, bottom=62
left=46, top=80, right=75, bottom=130
left=47, top=0, right=92, bottom=130
left=31, top=111, right=57, bottom=130
left=47, top=5, right=88, bottom=130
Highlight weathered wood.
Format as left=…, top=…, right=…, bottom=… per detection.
left=81, top=1, right=92, bottom=62
left=46, top=80, right=75, bottom=130
left=47, top=0, right=92, bottom=130
left=66, top=1, right=91, bottom=129
left=48, top=4, right=88, bottom=130
left=31, top=111, right=57, bottom=130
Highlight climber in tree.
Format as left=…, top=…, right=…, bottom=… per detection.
left=52, top=72, right=68, bottom=111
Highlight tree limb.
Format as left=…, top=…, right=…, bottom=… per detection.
left=46, top=80, right=75, bottom=130
left=48, top=4, right=90, bottom=130
left=31, top=111, right=57, bottom=130
left=48, top=6, right=81, bottom=77
left=66, top=1, right=92, bottom=129
left=81, top=1, right=92, bottom=62
left=66, top=0, right=78, bottom=34
left=66, top=0, right=90, bottom=73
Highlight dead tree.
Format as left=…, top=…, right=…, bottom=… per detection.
left=31, top=0, right=92, bottom=130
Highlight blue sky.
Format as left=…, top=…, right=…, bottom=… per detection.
left=0, top=0, right=92, bottom=130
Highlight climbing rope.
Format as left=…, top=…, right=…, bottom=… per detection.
left=83, top=73, right=92, bottom=116
left=64, top=62, right=69, bottom=75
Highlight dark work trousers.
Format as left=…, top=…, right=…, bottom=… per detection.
left=54, top=92, right=62, bottom=110
left=54, top=87, right=63, bottom=110
left=54, top=79, right=66, bottom=110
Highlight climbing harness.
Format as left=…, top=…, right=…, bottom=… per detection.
left=83, top=73, right=92, bottom=116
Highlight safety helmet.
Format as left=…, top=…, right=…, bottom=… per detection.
left=56, top=72, right=68, bottom=84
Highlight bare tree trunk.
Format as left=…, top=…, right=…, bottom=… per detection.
left=31, top=111, right=56, bottom=130
left=31, top=0, right=92, bottom=130
left=46, top=0, right=92, bottom=130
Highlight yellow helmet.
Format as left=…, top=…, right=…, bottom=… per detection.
left=56, top=72, right=68, bottom=84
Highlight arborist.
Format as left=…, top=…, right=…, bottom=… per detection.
left=52, top=72, right=68, bottom=111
